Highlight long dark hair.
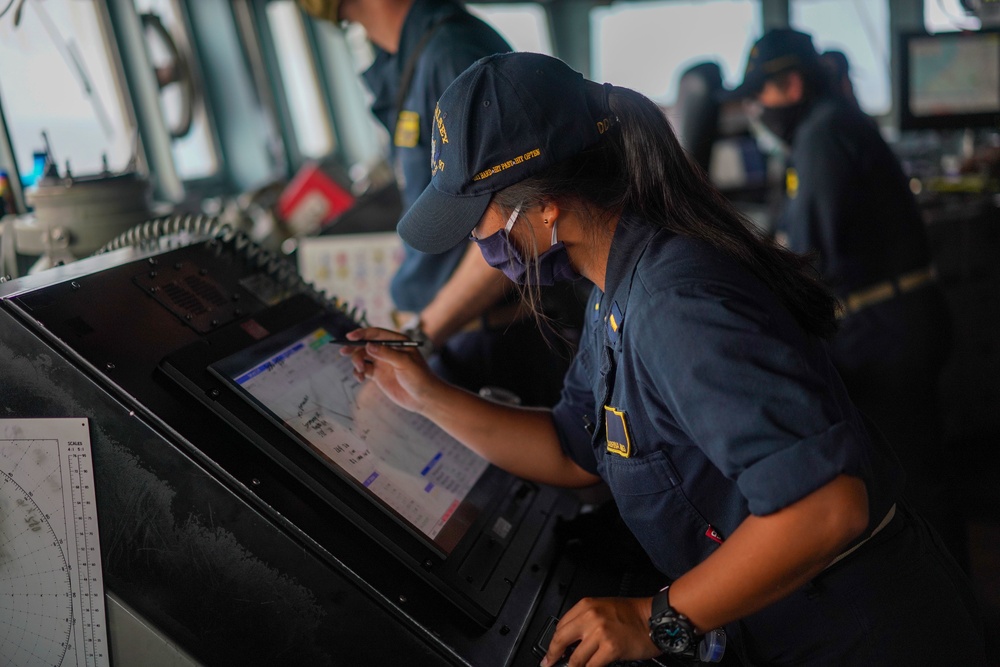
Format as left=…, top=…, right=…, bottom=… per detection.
left=492, top=85, right=839, bottom=338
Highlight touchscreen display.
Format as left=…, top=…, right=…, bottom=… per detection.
left=211, top=317, right=489, bottom=554
left=909, top=32, right=1000, bottom=118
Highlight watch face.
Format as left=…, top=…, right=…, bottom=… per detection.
left=651, top=618, right=693, bottom=654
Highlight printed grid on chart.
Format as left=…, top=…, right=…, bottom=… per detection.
left=1, top=419, right=109, bottom=667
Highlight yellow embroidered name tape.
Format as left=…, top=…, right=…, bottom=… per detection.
left=785, top=167, right=799, bottom=199
left=605, top=405, right=632, bottom=458
left=394, top=110, right=420, bottom=148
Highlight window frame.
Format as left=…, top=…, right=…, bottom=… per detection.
left=137, top=0, right=226, bottom=189
left=243, top=0, right=354, bottom=180
left=1, top=0, right=147, bottom=195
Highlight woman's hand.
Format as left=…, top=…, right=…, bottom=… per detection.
left=339, top=328, right=600, bottom=490
left=340, top=327, right=441, bottom=413
left=542, top=596, right=660, bottom=667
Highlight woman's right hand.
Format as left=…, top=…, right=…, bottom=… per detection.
left=340, top=332, right=599, bottom=491
left=339, top=327, right=442, bottom=413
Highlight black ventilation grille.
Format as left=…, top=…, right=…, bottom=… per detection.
left=134, top=262, right=243, bottom=333
left=162, top=281, right=208, bottom=315
left=185, top=275, right=229, bottom=307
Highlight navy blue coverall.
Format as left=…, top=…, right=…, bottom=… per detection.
left=551, top=217, right=985, bottom=665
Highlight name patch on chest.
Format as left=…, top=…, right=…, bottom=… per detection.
left=604, top=405, right=632, bottom=458
left=785, top=167, right=799, bottom=199
left=394, top=110, right=420, bottom=148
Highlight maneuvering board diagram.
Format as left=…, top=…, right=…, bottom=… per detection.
left=0, top=418, right=110, bottom=667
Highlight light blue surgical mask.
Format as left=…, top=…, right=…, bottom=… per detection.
left=472, top=204, right=579, bottom=286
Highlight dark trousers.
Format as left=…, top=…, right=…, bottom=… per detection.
left=736, top=503, right=986, bottom=665
left=831, top=286, right=967, bottom=568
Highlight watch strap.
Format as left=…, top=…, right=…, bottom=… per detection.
left=649, top=585, right=700, bottom=652
left=650, top=584, right=673, bottom=619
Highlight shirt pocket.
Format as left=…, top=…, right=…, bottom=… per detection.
left=601, top=450, right=720, bottom=579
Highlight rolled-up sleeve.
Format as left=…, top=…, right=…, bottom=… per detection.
left=637, top=281, right=864, bottom=515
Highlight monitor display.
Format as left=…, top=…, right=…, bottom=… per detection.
left=900, top=29, right=1000, bottom=130
left=209, top=314, right=489, bottom=555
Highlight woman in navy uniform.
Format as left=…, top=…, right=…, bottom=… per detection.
left=343, top=53, right=986, bottom=666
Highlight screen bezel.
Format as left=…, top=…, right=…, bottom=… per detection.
left=899, top=28, right=1000, bottom=131
left=207, top=310, right=495, bottom=558
left=157, top=295, right=537, bottom=626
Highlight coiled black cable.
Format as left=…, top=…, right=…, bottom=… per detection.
left=95, top=213, right=368, bottom=325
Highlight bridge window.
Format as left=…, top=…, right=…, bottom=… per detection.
left=926, top=0, right=984, bottom=32
left=310, top=21, right=386, bottom=171
left=791, top=0, right=891, bottom=116
left=0, top=0, right=135, bottom=182
left=591, top=0, right=760, bottom=106
left=134, top=0, right=220, bottom=181
left=267, top=1, right=336, bottom=161
left=468, top=4, right=553, bottom=55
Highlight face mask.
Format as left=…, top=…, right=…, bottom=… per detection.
left=473, top=204, right=580, bottom=286
left=759, top=99, right=812, bottom=145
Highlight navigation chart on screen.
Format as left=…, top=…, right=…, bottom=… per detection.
left=910, top=33, right=1000, bottom=116
left=228, top=326, right=489, bottom=542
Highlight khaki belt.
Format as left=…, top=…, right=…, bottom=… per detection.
left=826, top=503, right=896, bottom=569
left=837, top=266, right=936, bottom=318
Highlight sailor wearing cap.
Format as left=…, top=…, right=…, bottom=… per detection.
left=727, top=29, right=960, bottom=571
left=343, top=52, right=986, bottom=666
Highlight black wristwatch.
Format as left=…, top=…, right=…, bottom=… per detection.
left=648, top=585, right=699, bottom=656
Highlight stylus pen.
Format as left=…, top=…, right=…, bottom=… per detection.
left=330, top=338, right=422, bottom=347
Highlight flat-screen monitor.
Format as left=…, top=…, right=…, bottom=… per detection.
left=899, top=28, right=1000, bottom=130
left=160, top=296, right=545, bottom=626
left=209, top=312, right=488, bottom=556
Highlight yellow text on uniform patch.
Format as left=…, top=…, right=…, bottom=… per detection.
left=785, top=167, right=799, bottom=199
left=605, top=405, right=632, bottom=458
left=394, top=110, right=420, bottom=148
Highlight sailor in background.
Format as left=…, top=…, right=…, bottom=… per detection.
left=726, top=29, right=962, bottom=570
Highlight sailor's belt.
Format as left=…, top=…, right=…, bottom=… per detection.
left=837, top=266, right=937, bottom=318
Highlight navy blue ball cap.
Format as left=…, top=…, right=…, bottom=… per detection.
left=723, top=28, right=821, bottom=101
left=397, top=52, right=615, bottom=255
